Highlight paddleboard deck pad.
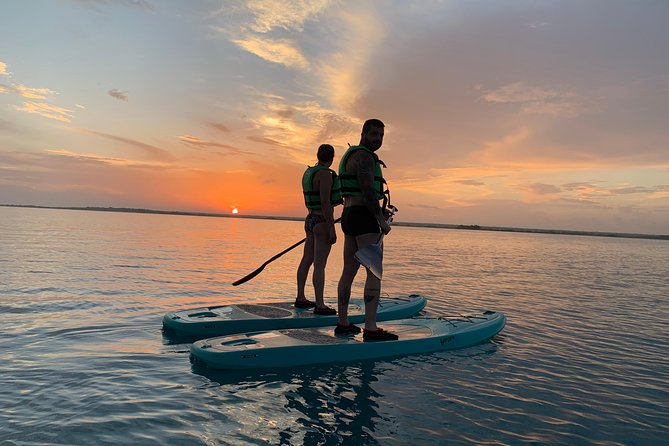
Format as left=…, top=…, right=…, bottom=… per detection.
left=190, top=310, right=505, bottom=370
left=163, top=294, right=427, bottom=340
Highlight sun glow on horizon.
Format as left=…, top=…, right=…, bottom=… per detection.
left=232, top=208, right=239, bottom=214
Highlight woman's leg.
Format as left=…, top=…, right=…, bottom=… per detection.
left=312, top=222, right=333, bottom=308
left=296, top=231, right=314, bottom=302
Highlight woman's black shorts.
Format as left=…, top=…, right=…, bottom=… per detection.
left=304, top=213, right=325, bottom=233
left=341, top=206, right=380, bottom=236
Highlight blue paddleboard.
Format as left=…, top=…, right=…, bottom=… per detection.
left=190, top=310, right=505, bottom=370
left=163, top=294, right=427, bottom=340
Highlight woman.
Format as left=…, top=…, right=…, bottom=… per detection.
left=295, top=144, right=343, bottom=314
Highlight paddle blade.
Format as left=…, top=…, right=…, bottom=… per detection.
left=231, top=266, right=265, bottom=286
left=354, top=243, right=383, bottom=279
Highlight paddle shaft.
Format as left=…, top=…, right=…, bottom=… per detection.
left=232, top=216, right=341, bottom=286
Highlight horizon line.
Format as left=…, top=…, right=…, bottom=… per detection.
left=2, top=203, right=667, bottom=241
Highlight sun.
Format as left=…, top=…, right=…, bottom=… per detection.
left=232, top=208, right=239, bottom=214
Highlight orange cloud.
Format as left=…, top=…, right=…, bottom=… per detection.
left=1, top=83, right=56, bottom=99
left=232, top=36, right=309, bottom=69
left=318, top=7, right=387, bottom=110
left=245, top=0, right=333, bottom=33
left=90, top=129, right=174, bottom=161
left=178, top=134, right=254, bottom=156
left=15, top=84, right=55, bottom=99
left=14, top=101, right=73, bottom=122
left=0, top=148, right=306, bottom=217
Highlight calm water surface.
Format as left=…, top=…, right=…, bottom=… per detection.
left=1, top=207, right=667, bottom=445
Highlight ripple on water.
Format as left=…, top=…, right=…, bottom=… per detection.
left=1, top=209, right=668, bottom=445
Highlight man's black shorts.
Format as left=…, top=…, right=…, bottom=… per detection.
left=341, top=205, right=380, bottom=236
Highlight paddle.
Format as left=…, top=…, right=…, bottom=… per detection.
left=232, top=217, right=342, bottom=286
left=353, top=205, right=398, bottom=280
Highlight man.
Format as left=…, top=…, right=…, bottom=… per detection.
left=335, top=118, right=398, bottom=341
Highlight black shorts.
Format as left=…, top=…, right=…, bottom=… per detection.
left=304, top=213, right=325, bottom=233
left=341, top=206, right=380, bottom=236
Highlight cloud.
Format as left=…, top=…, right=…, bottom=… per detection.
left=0, top=148, right=221, bottom=214
left=318, top=7, right=387, bottom=111
left=241, top=88, right=359, bottom=164
left=209, top=122, right=231, bottom=133
left=207, top=2, right=386, bottom=163
left=0, top=83, right=56, bottom=99
left=76, top=129, right=175, bottom=161
left=345, top=1, right=669, bottom=173
left=480, top=82, right=592, bottom=116
left=454, top=179, right=487, bottom=187
left=179, top=135, right=253, bottom=155
left=527, top=21, right=549, bottom=29
left=81, top=155, right=303, bottom=215
left=244, top=0, right=332, bottom=33
left=247, top=135, right=283, bottom=147
left=562, top=182, right=599, bottom=190
left=1, top=72, right=57, bottom=100
left=108, top=89, right=128, bottom=101
left=210, top=0, right=332, bottom=34
left=0, top=61, right=72, bottom=123
left=524, top=182, right=562, bottom=195
left=611, top=185, right=669, bottom=195
left=232, top=36, right=309, bottom=70
left=14, top=101, right=74, bottom=123
left=314, top=113, right=358, bottom=141
left=555, top=197, right=608, bottom=208
left=214, top=1, right=330, bottom=70
left=44, top=149, right=138, bottom=167
left=407, top=203, right=448, bottom=211
left=71, top=0, right=154, bottom=11
left=561, top=182, right=610, bottom=198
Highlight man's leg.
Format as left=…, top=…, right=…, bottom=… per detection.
left=355, top=233, right=383, bottom=330
left=337, top=234, right=360, bottom=325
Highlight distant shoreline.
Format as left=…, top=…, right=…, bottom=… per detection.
left=2, top=203, right=668, bottom=241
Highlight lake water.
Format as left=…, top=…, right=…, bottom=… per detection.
left=1, top=206, right=667, bottom=446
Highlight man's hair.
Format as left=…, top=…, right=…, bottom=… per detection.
left=317, top=144, right=335, bottom=162
left=361, top=118, right=385, bottom=135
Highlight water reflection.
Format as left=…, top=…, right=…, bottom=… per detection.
left=4, top=207, right=668, bottom=445
left=194, top=362, right=385, bottom=445
left=191, top=340, right=502, bottom=445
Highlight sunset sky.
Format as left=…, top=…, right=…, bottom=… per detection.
left=1, top=0, right=668, bottom=235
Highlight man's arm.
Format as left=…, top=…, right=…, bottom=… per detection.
left=356, top=152, right=391, bottom=234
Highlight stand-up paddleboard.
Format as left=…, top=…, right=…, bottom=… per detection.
left=163, top=294, right=427, bottom=340
left=190, top=310, right=505, bottom=370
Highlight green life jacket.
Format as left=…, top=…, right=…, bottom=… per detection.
left=338, top=145, right=388, bottom=201
left=302, top=165, right=343, bottom=210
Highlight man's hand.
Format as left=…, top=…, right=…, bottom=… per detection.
left=380, top=220, right=391, bottom=235
left=383, top=205, right=398, bottom=222
left=381, top=205, right=396, bottom=233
